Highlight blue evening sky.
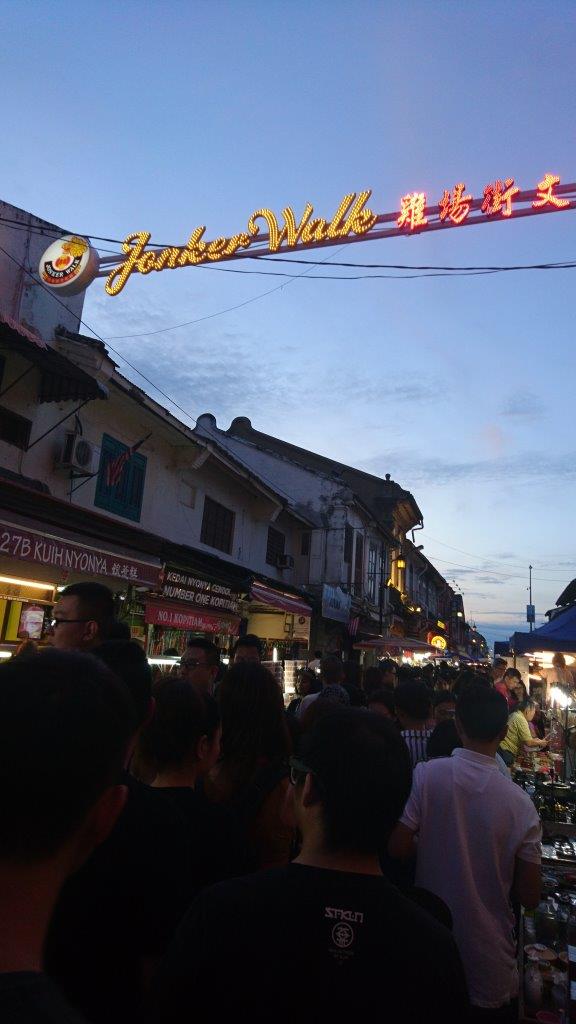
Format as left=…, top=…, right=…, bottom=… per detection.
left=1, top=0, right=575, bottom=647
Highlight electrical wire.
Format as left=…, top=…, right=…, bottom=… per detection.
left=2, top=240, right=575, bottom=591
left=2, top=212, right=576, bottom=272
left=420, top=534, right=575, bottom=575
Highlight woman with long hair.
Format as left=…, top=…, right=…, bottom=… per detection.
left=204, top=662, right=293, bottom=869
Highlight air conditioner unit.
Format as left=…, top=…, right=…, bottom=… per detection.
left=276, top=554, right=295, bottom=570
left=58, top=432, right=100, bottom=476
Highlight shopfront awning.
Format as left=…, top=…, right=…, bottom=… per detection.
left=0, top=314, right=107, bottom=403
left=354, top=637, right=438, bottom=652
left=250, top=581, right=312, bottom=617
left=510, top=603, right=576, bottom=655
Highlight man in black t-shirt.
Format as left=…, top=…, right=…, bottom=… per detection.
left=0, top=650, right=133, bottom=1024
left=46, top=642, right=193, bottom=1024
left=146, top=708, right=469, bottom=1024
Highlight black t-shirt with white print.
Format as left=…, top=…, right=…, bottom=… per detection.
left=146, top=864, right=469, bottom=1024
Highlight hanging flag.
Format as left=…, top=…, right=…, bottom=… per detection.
left=348, top=616, right=360, bottom=637
left=106, top=434, right=151, bottom=488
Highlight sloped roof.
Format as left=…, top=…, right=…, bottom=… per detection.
left=224, top=416, right=423, bottom=531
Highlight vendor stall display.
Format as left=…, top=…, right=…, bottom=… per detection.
left=519, top=865, right=576, bottom=1021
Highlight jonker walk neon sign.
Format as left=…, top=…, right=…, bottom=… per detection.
left=38, top=173, right=576, bottom=298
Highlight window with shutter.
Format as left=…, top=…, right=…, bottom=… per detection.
left=200, top=496, right=235, bottom=554
left=94, top=434, right=147, bottom=523
left=266, top=526, right=285, bottom=565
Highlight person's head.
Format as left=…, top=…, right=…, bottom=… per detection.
left=426, top=720, right=462, bottom=759
left=320, top=655, right=345, bottom=688
left=363, top=666, right=384, bottom=696
left=291, top=709, right=412, bottom=854
left=433, top=691, right=457, bottom=722
left=180, top=638, right=220, bottom=692
left=139, top=680, right=221, bottom=779
left=492, top=657, right=507, bottom=681
left=455, top=683, right=509, bottom=750
left=51, top=583, right=115, bottom=651
left=296, top=668, right=320, bottom=698
left=366, top=688, right=395, bottom=719
left=379, top=660, right=398, bottom=687
left=394, top=680, right=432, bottom=728
left=232, top=634, right=262, bottom=664
left=218, top=663, right=290, bottom=777
left=518, top=697, right=538, bottom=723
left=503, top=667, right=522, bottom=691
left=0, top=649, right=132, bottom=870
left=553, top=653, right=567, bottom=670
left=108, top=620, right=132, bottom=641
left=92, top=640, right=153, bottom=729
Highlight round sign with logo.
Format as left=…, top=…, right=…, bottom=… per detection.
left=429, top=634, right=448, bottom=650
left=38, top=235, right=100, bottom=296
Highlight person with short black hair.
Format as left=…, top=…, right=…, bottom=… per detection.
left=296, top=655, right=349, bottom=719
left=389, top=683, right=541, bottom=1019
left=180, top=638, right=220, bottom=693
left=138, top=680, right=242, bottom=886
left=366, top=688, right=396, bottom=719
left=0, top=650, right=132, bottom=1023
left=377, top=658, right=398, bottom=689
left=395, top=680, right=433, bottom=766
left=147, top=709, right=468, bottom=1024
left=50, top=582, right=116, bottom=651
left=232, top=634, right=263, bottom=663
left=433, top=691, right=457, bottom=722
left=46, top=649, right=192, bottom=1024
left=93, top=640, right=153, bottom=728
left=426, top=719, right=461, bottom=758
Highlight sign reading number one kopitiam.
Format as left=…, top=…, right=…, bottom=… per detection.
left=39, top=173, right=575, bottom=298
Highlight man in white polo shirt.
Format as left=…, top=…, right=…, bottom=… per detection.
left=389, top=683, right=541, bottom=1022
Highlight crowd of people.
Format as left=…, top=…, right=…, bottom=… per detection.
left=0, top=581, right=543, bottom=1023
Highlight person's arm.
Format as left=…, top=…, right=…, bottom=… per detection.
left=517, top=714, right=547, bottom=749
left=512, top=858, right=541, bottom=909
left=512, top=808, right=542, bottom=910
left=388, top=822, right=417, bottom=859
left=388, top=766, right=423, bottom=860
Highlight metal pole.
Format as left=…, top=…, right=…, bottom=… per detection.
left=529, top=564, right=533, bottom=632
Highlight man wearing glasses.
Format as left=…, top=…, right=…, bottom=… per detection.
left=50, top=583, right=115, bottom=652
left=180, top=639, right=220, bottom=694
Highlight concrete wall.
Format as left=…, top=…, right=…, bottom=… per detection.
left=0, top=352, right=308, bottom=586
left=0, top=201, right=83, bottom=340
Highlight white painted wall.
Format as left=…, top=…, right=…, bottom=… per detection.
left=0, top=353, right=308, bottom=586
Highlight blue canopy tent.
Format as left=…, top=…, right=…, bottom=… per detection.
left=510, top=603, right=576, bottom=655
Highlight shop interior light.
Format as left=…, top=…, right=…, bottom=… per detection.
left=0, top=575, right=55, bottom=591
left=147, top=657, right=180, bottom=667
left=550, top=686, right=573, bottom=710
left=272, top=647, right=278, bottom=663
left=531, top=651, right=575, bottom=668
left=396, top=558, right=406, bottom=570
left=0, top=651, right=12, bottom=659
left=221, top=656, right=230, bottom=666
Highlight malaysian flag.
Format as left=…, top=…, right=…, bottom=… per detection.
left=348, top=616, right=360, bottom=637
left=105, top=434, right=151, bottom=488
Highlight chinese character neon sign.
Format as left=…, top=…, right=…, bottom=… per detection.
left=60, top=172, right=574, bottom=296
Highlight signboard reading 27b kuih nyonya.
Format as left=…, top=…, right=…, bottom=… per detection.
left=38, top=173, right=576, bottom=298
